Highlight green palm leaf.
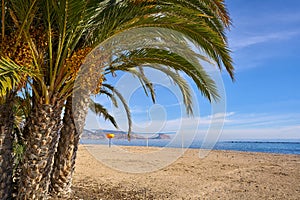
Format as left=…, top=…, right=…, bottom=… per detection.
left=102, top=83, right=132, bottom=137
left=107, top=48, right=219, bottom=112
left=89, top=99, right=118, bottom=129
left=0, top=58, right=36, bottom=97
left=85, top=0, right=234, bottom=79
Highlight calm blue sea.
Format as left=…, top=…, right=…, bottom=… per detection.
left=81, top=138, right=300, bottom=155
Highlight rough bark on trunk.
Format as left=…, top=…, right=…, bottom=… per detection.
left=17, top=102, right=62, bottom=200
left=0, top=98, right=14, bottom=200
left=50, top=97, right=76, bottom=198
left=50, top=94, right=90, bottom=198
left=50, top=54, right=103, bottom=197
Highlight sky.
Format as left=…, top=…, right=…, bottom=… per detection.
left=85, top=0, right=300, bottom=141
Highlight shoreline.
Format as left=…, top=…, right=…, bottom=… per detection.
left=80, top=141, right=300, bottom=155
left=56, top=144, right=300, bottom=199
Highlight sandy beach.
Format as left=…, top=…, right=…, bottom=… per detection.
left=58, top=145, right=300, bottom=199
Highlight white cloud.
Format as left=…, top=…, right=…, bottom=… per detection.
left=220, top=125, right=300, bottom=140
left=130, top=106, right=149, bottom=114
left=229, top=30, right=300, bottom=50
left=164, top=102, right=183, bottom=108
left=205, top=112, right=235, bottom=119
left=225, top=113, right=300, bottom=128
left=86, top=110, right=300, bottom=140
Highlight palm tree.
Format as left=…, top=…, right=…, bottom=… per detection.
left=0, top=0, right=38, bottom=196
left=1, top=0, right=234, bottom=199
left=50, top=81, right=130, bottom=197
left=50, top=60, right=197, bottom=198
left=0, top=59, right=37, bottom=200
left=47, top=1, right=233, bottom=196
left=0, top=93, right=14, bottom=200
left=0, top=62, right=38, bottom=200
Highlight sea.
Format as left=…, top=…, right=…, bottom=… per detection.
left=81, top=138, right=300, bottom=155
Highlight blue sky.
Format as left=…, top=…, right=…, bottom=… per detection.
left=85, top=0, right=300, bottom=140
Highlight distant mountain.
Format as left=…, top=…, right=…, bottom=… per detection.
left=82, top=129, right=172, bottom=140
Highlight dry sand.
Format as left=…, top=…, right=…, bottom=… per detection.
left=61, top=145, right=299, bottom=199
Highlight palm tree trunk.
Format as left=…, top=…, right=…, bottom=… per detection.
left=0, top=97, right=14, bottom=200
left=17, top=102, right=63, bottom=200
left=50, top=94, right=90, bottom=198
left=50, top=97, right=76, bottom=198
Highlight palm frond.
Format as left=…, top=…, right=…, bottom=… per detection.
left=145, top=64, right=194, bottom=115
left=111, top=67, right=156, bottom=103
left=4, top=0, right=233, bottom=104
left=89, top=82, right=133, bottom=137
left=107, top=48, right=219, bottom=102
left=99, top=88, right=118, bottom=108
left=102, top=83, right=132, bottom=137
left=0, top=57, right=36, bottom=96
left=89, top=99, right=118, bottom=129
left=85, top=0, right=234, bottom=79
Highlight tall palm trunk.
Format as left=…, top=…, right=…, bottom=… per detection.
left=17, top=101, right=63, bottom=200
left=50, top=93, right=90, bottom=197
left=50, top=97, right=76, bottom=197
left=0, top=97, right=14, bottom=200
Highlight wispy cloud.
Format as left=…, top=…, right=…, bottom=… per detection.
left=130, top=106, right=149, bottom=114
left=225, top=113, right=300, bottom=128
left=88, top=111, right=300, bottom=140
left=229, top=30, right=300, bottom=50
left=220, top=125, right=300, bottom=140
left=164, top=102, right=183, bottom=108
